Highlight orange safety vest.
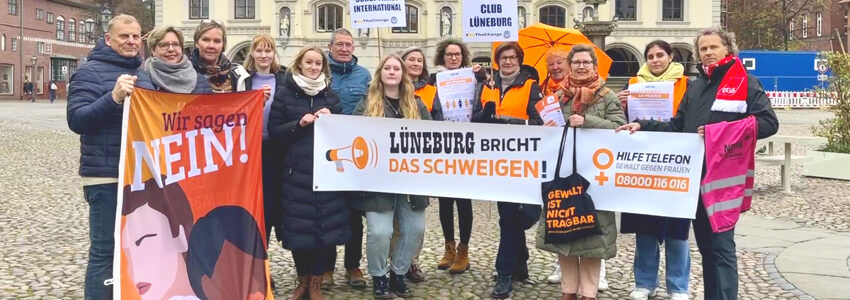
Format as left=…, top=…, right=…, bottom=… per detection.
left=628, top=76, right=689, bottom=115
left=415, top=84, right=438, bottom=112
left=479, top=79, right=536, bottom=120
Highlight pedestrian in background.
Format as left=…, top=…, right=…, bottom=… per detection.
left=66, top=14, right=143, bottom=300
left=49, top=81, right=57, bottom=103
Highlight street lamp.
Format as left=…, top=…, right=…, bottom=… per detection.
left=840, top=0, right=850, bottom=53
left=100, top=8, right=112, bottom=34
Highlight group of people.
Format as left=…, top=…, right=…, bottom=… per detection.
left=68, top=13, right=777, bottom=300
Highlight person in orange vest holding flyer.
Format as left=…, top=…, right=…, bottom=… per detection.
left=401, top=47, right=442, bottom=121
left=616, top=40, right=693, bottom=300
left=617, top=40, right=689, bottom=122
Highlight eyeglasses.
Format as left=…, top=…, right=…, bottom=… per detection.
left=444, top=52, right=462, bottom=58
left=500, top=55, right=518, bottom=62
left=157, top=42, right=181, bottom=50
left=570, top=60, right=594, bottom=67
left=332, top=42, right=354, bottom=49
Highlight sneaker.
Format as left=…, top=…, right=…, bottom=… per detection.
left=371, top=275, right=396, bottom=299
left=630, top=288, right=657, bottom=300
left=669, top=293, right=689, bottom=300
left=547, top=263, right=561, bottom=284
left=598, top=260, right=608, bottom=291
left=389, top=271, right=413, bottom=298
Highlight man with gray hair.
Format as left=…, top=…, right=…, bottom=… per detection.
left=67, top=14, right=143, bottom=299
left=617, top=27, right=778, bottom=300
left=325, top=27, right=371, bottom=289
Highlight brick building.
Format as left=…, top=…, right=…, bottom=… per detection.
left=0, top=0, right=97, bottom=101
left=722, top=0, right=848, bottom=52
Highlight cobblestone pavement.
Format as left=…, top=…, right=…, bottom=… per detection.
left=0, top=103, right=840, bottom=299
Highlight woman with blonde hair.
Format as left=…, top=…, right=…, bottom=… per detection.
left=267, top=45, right=348, bottom=300
left=352, top=54, right=431, bottom=299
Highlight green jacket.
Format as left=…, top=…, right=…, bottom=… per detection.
left=535, top=86, right=624, bottom=259
left=351, top=96, right=432, bottom=212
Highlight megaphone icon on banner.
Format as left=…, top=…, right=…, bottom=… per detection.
left=325, top=136, right=377, bottom=172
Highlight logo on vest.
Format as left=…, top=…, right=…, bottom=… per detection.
left=722, top=140, right=744, bottom=159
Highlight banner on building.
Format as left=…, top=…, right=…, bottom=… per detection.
left=313, top=115, right=705, bottom=218
left=350, top=0, right=407, bottom=29
left=114, top=89, right=272, bottom=300
left=461, top=0, right=519, bottom=43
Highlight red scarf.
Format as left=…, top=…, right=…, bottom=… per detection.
left=704, top=55, right=749, bottom=114
left=562, top=73, right=608, bottom=115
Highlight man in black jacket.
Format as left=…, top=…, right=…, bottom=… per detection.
left=66, top=14, right=142, bottom=300
left=617, top=28, right=778, bottom=300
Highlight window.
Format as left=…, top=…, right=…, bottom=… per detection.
left=316, top=4, right=343, bottom=32
left=615, top=0, right=636, bottom=21
left=539, top=5, right=566, bottom=27
left=79, top=23, right=86, bottom=43
left=802, top=16, right=808, bottom=38
left=8, top=0, right=17, bottom=15
left=662, top=0, right=683, bottom=21
left=11, top=38, right=15, bottom=51
left=817, top=13, right=822, bottom=37
left=36, top=8, right=44, bottom=20
left=392, top=5, right=419, bottom=33
left=45, top=43, right=52, bottom=54
left=235, top=0, right=255, bottom=19
left=47, top=12, right=54, bottom=24
left=0, top=65, right=13, bottom=95
left=1, top=35, right=5, bottom=51
left=56, top=16, right=65, bottom=41
left=189, top=0, right=209, bottom=19
left=68, top=19, right=76, bottom=42
left=37, top=42, right=44, bottom=54
left=51, top=58, right=76, bottom=81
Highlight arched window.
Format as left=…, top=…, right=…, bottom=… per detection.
left=817, top=13, right=822, bottom=37
left=279, top=7, right=291, bottom=37
left=79, top=22, right=86, bottom=43
left=56, top=16, right=65, bottom=41
left=1, top=34, right=5, bottom=51
left=539, top=5, right=565, bottom=28
left=68, top=19, right=76, bottom=42
left=605, top=47, right=640, bottom=77
left=392, top=5, right=419, bottom=33
left=231, top=46, right=250, bottom=65
left=316, top=4, right=343, bottom=32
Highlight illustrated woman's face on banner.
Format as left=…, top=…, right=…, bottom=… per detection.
left=122, top=204, right=190, bottom=299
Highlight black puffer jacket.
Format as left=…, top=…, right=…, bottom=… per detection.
left=67, top=38, right=142, bottom=177
left=267, top=72, right=350, bottom=250
left=639, top=57, right=778, bottom=139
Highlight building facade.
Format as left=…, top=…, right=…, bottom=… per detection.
left=722, top=0, right=847, bottom=52
left=0, top=0, right=97, bottom=100
left=156, top=0, right=719, bottom=79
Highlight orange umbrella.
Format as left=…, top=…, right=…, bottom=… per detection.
left=493, top=23, right=613, bottom=80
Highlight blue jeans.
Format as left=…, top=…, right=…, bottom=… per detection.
left=633, top=233, right=690, bottom=294
left=49, top=90, right=55, bottom=103
left=83, top=183, right=117, bottom=300
left=365, top=198, right=426, bottom=276
left=495, top=202, right=530, bottom=277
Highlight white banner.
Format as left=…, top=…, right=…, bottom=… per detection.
left=572, top=128, right=705, bottom=219
left=461, top=0, right=518, bottom=43
left=436, top=68, right=476, bottom=122
left=350, top=0, right=406, bottom=29
left=314, top=115, right=705, bottom=218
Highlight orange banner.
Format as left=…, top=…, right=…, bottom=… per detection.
left=115, top=88, right=272, bottom=300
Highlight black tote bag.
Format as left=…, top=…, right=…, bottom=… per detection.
left=542, top=127, right=603, bottom=244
